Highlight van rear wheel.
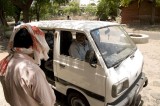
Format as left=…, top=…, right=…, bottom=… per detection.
left=68, top=92, right=90, bottom=106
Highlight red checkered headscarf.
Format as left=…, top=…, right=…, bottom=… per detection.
left=0, top=23, right=50, bottom=76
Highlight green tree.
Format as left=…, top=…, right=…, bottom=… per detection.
left=10, top=0, right=33, bottom=23
left=157, top=0, right=160, bottom=6
left=49, top=2, right=60, bottom=17
left=54, top=0, right=69, bottom=6
left=97, top=0, right=119, bottom=21
left=64, top=2, right=80, bottom=15
left=31, top=0, right=50, bottom=21
left=0, top=0, right=9, bottom=26
left=120, top=0, right=133, bottom=6
left=85, top=4, right=97, bottom=16
left=13, top=5, right=22, bottom=23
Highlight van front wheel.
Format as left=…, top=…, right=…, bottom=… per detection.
left=68, top=92, right=90, bottom=106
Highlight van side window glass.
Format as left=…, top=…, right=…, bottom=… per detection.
left=45, top=31, right=54, bottom=49
left=60, top=31, right=73, bottom=56
left=45, top=31, right=54, bottom=59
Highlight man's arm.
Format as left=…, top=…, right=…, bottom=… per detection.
left=23, top=66, right=56, bottom=106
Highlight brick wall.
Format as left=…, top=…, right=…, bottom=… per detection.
left=120, top=0, right=160, bottom=25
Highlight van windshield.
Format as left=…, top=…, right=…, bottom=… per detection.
left=91, top=25, right=137, bottom=68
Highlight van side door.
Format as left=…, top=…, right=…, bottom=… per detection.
left=54, top=30, right=106, bottom=104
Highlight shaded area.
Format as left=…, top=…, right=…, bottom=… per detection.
left=0, top=41, right=8, bottom=53
left=55, top=90, right=68, bottom=106
left=0, top=24, right=13, bottom=53
left=126, top=25, right=160, bottom=32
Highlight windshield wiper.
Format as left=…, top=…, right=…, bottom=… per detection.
left=113, top=47, right=137, bottom=68
left=113, top=57, right=126, bottom=68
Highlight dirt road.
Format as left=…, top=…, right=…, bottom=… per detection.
left=137, top=40, right=160, bottom=106
left=0, top=30, right=160, bottom=106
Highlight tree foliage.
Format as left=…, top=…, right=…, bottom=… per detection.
left=0, top=0, right=14, bottom=26
left=10, top=0, right=33, bottom=23
left=97, top=0, right=119, bottom=21
left=31, top=0, right=50, bottom=21
left=48, top=2, right=60, bottom=17
left=85, top=4, right=97, bottom=16
left=53, top=0, right=69, bottom=6
left=120, top=0, right=132, bottom=7
left=156, top=0, right=160, bottom=6
left=64, top=2, right=80, bottom=15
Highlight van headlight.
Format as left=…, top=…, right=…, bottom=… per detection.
left=112, top=78, right=129, bottom=98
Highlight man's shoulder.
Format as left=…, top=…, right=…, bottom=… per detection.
left=70, top=40, right=78, bottom=45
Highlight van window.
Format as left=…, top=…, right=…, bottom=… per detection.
left=45, top=31, right=54, bottom=58
left=68, top=32, right=92, bottom=61
left=91, top=26, right=136, bottom=68
left=40, top=30, right=55, bottom=81
left=60, top=31, right=73, bottom=56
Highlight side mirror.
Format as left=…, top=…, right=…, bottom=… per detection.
left=85, top=50, right=97, bottom=68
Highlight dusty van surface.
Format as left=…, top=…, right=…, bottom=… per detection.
left=29, top=20, right=148, bottom=106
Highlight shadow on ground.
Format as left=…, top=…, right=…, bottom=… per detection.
left=126, top=24, right=160, bottom=32
left=0, top=41, right=8, bottom=53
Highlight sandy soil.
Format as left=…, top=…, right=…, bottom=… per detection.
left=137, top=39, right=160, bottom=106
left=0, top=30, right=160, bottom=106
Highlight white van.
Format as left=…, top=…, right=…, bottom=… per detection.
left=29, top=20, right=148, bottom=106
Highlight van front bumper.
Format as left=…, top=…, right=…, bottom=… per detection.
left=107, top=72, right=148, bottom=106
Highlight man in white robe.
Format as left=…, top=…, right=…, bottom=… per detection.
left=0, top=24, right=56, bottom=106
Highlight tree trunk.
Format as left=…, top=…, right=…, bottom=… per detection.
left=14, top=14, right=20, bottom=23
left=36, top=12, right=40, bottom=21
left=22, top=9, right=30, bottom=23
left=35, top=3, right=40, bottom=21
left=11, top=0, right=33, bottom=23
left=14, top=6, right=22, bottom=23
left=151, top=0, right=156, bottom=25
left=0, top=6, right=8, bottom=27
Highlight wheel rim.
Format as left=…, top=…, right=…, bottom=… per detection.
left=71, top=97, right=85, bottom=106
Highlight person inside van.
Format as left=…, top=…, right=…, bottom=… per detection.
left=69, top=32, right=91, bottom=60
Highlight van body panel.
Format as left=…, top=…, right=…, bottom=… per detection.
left=54, top=54, right=106, bottom=102
left=107, top=72, right=147, bottom=106
left=105, top=49, right=143, bottom=102
left=28, top=20, right=148, bottom=106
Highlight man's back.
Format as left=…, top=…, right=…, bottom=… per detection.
left=1, top=53, right=55, bottom=106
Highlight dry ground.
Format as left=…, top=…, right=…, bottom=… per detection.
left=137, top=39, right=160, bottom=106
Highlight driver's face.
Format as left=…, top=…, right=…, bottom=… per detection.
left=76, top=34, right=86, bottom=44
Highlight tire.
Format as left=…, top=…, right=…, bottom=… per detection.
left=68, top=92, right=90, bottom=106
left=128, top=33, right=149, bottom=44
left=135, top=95, right=141, bottom=106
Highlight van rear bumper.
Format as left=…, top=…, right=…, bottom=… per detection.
left=107, top=72, right=148, bottom=106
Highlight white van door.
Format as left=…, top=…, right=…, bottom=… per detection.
left=56, top=55, right=106, bottom=103
left=54, top=30, right=106, bottom=104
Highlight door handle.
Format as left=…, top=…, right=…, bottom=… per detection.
left=59, top=64, right=65, bottom=68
